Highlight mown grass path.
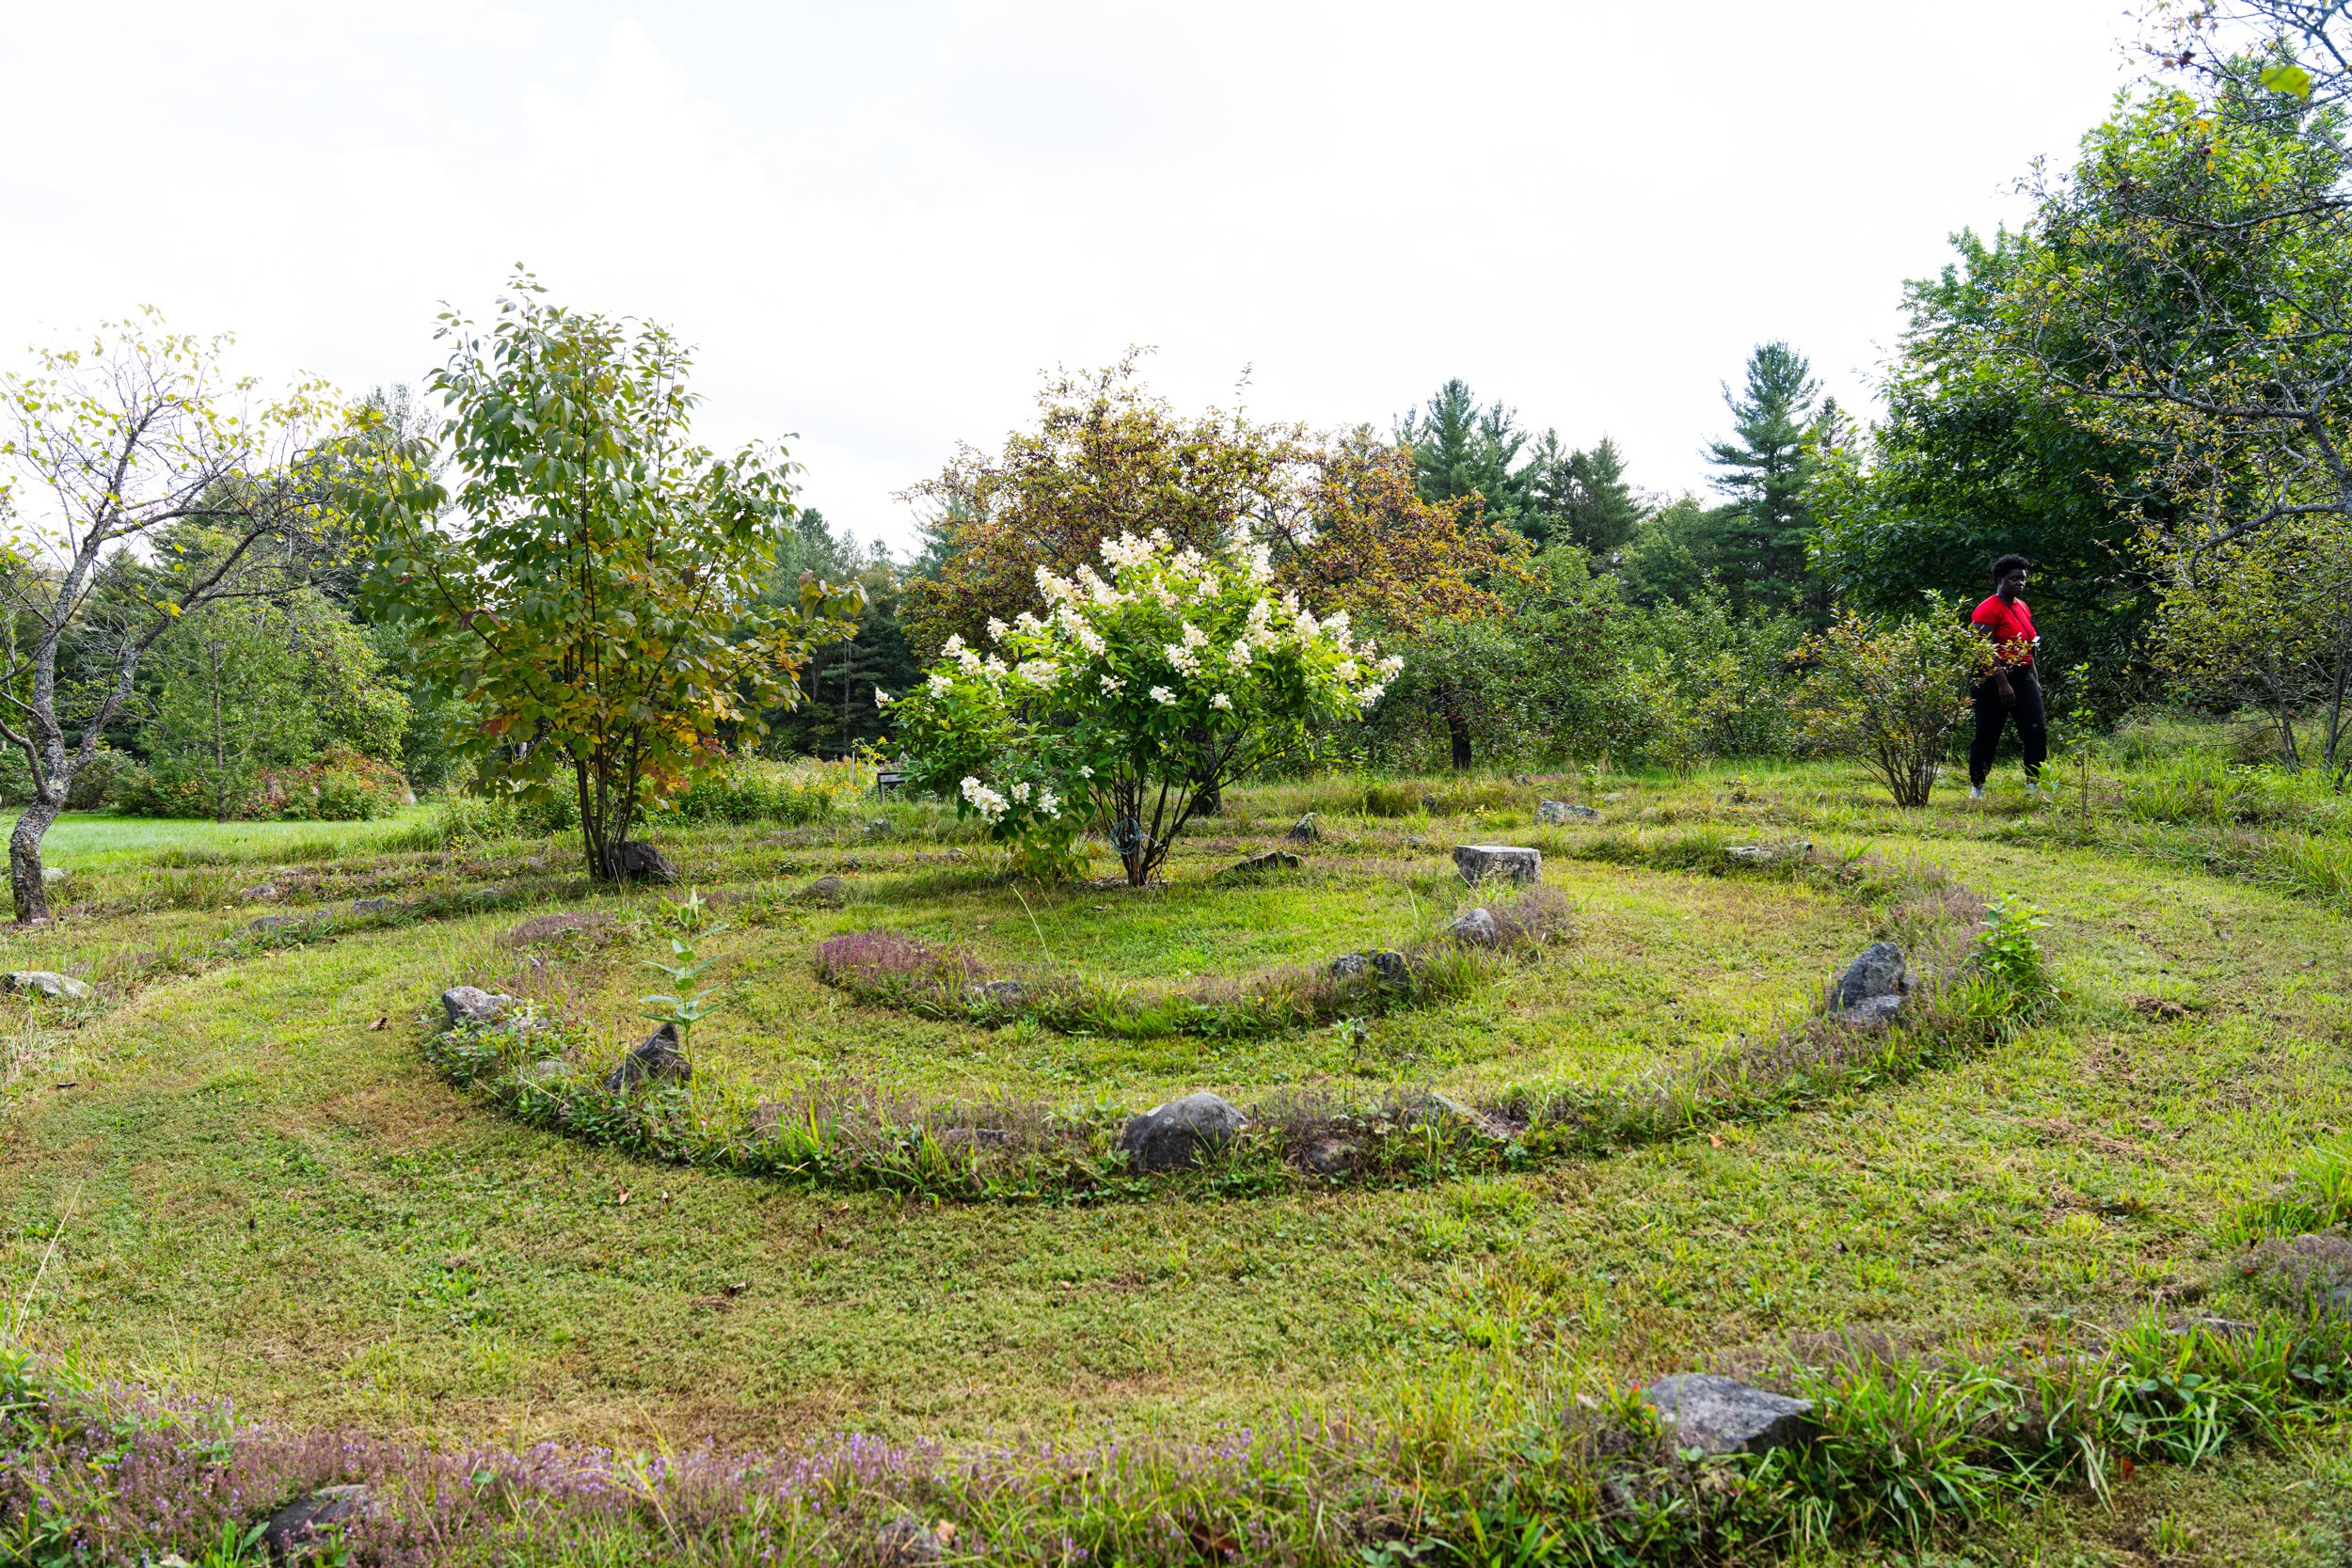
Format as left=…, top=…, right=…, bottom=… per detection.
left=1, top=797, right=2344, bottom=1470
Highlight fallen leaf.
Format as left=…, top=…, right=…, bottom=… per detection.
left=369, top=1016, right=389, bottom=1031
left=1708, top=1135, right=1723, bottom=1148
left=616, top=1188, right=630, bottom=1206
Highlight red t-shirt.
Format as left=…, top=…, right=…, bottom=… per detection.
left=1972, top=594, right=2037, bottom=668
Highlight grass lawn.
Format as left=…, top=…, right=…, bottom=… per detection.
left=1, top=758, right=2348, bottom=1561
left=27, top=807, right=435, bottom=872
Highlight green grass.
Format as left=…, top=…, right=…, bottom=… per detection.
left=0, top=752, right=2347, bottom=1559
left=29, top=807, right=436, bottom=871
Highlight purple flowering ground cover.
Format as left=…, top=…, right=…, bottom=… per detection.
left=4, top=768, right=2352, bottom=1561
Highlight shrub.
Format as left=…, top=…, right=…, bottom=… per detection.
left=1793, top=604, right=1994, bottom=808
left=662, top=758, right=858, bottom=826
left=891, top=531, right=1392, bottom=884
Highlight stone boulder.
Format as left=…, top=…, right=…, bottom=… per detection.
left=439, top=986, right=513, bottom=1029
left=1299, top=1134, right=1358, bottom=1176
left=1725, top=840, right=1812, bottom=867
left=4, top=971, right=90, bottom=1001
left=1403, top=1091, right=1513, bottom=1141
left=261, top=1484, right=373, bottom=1559
left=1536, top=799, right=1597, bottom=825
left=1286, top=814, right=1321, bottom=844
left=1836, top=994, right=1906, bottom=1030
left=1118, top=1091, right=1248, bottom=1172
left=1226, top=849, right=1302, bottom=878
left=974, top=980, right=1028, bottom=1008
left=1831, top=941, right=1912, bottom=1012
left=40, top=866, right=66, bottom=885
left=1453, top=844, right=1541, bottom=885
left=1642, top=1373, right=1816, bottom=1456
left=1328, top=952, right=1369, bottom=978
left=242, top=883, right=280, bottom=901
left=352, top=896, right=402, bottom=915
left=608, top=841, right=679, bottom=884
left=604, top=1021, right=691, bottom=1093
left=799, top=875, right=848, bottom=907
left=1449, top=907, right=1502, bottom=946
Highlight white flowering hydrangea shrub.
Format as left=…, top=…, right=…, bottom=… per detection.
left=888, top=530, right=1400, bottom=883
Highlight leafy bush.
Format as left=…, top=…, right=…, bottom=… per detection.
left=892, top=531, right=1392, bottom=883
left=1793, top=605, right=1994, bottom=807
left=661, top=758, right=860, bottom=826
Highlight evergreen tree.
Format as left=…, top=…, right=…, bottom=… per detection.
left=1524, top=434, right=1645, bottom=555
left=1399, top=379, right=1531, bottom=529
left=1706, top=342, right=1821, bottom=613
left=759, top=511, right=923, bottom=759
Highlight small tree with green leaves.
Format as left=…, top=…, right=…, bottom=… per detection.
left=344, top=276, right=863, bottom=880
left=889, top=531, right=1395, bottom=885
left=1792, top=604, right=1994, bottom=808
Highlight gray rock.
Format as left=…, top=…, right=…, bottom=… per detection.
left=439, top=986, right=513, bottom=1028
left=261, top=1483, right=373, bottom=1559
left=1227, top=849, right=1302, bottom=877
left=352, top=896, right=402, bottom=915
left=608, top=840, right=679, bottom=883
left=604, top=1021, right=690, bottom=1093
left=247, top=915, right=305, bottom=933
left=1725, top=840, right=1811, bottom=866
left=1118, top=1091, right=1248, bottom=1172
left=40, top=866, right=66, bottom=885
left=800, top=875, right=848, bottom=907
left=1299, top=1135, right=1357, bottom=1176
left=1286, top=813, right=1321, bottom=844
left=1831, top=941, right=1912, bottom=1010
left=974, top=980, right=1028, bottom=1007
left=3, top=971, right=90, bottom=1001
left=242, top=883, right=280, bottom=901
left=1449, top=907, right=1502, bottom=946
left=1536, top=799, right=1597, bottom=825
left=866, top=817, right=892, bottom=837
left=874, top=1513, right=946, bottom=1568
left=1370, top=949, right=1410, bottom=980
left=1833, top=993, right=1907, bottom=1029
left=1404, top=1092, right=1512, bottom=1140
left=1453, top=844, right=1541, bottom=885
left=1643, top=1373, right=1816, bottom=1456
left=1328, top=952, right=1369, bottom=978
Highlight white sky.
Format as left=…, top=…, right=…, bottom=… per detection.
left=0, top=1, right=2140, bottom=553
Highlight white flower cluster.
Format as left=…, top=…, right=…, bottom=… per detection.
left=960, top=776, right=1008, bottom=823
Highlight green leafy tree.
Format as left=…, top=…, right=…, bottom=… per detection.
left=891, top=531, right=1393, bottom=884
left=1707, top=342, right=1824, bottom=615
left=345, top=276, right=862, bottom=880
left=1617, top=494, right=1734, bottom=607
left=0, top=312, right=335, bottom=921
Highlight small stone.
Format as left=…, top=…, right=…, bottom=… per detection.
left=40, top=866, right=65, bottom=885
left=1328, top=952, right=1369, bottom=978
left=1536, top=799, right=1597, bottom=825
left=1726, top=838, right=1813, bottom=867
left=1831, top=941, right=1911, bottom=1010
left=1449, top=907, right=1502, bottom=946
left=608, top=841, right=679, bottom=884
left=261, top=1484, right=373, bottom=1559
left=1642, top=1373, right=1816, bottom=1456
left=1118, top=1091, right=1248, bottom=1172
left=1404, top=1092, right=1512, bottom=1140
left=1299, top=1135, right=1357, bottom=1176
left=800, top=875, right=848, bottom=907
left=3, top=971, right=90, bottom=1001
left=439, top=986, right=512, bottom=1028
left=1286, top=813, right=1321, bottom=844
left=1453, top=844, right=1541, bottom=885
left=974, top=979, right=1027, bottom=1007
left=247, top=915, right=301, bottom=933
left=1833, top=993, right=1906, bottom=1029
left=352, top=896, right=401, bottom=915
left=1369, top=949, right=1410, bottom=980
left=874, top=1513, right=946, bottom=1567
left=1226, top=849, right=1302, bottom=877
left=242, top=883, right=280, bottom=901
left=604, top=1021, right=690, bottom=1093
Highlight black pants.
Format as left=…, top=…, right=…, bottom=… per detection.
left=1969, top=664, right=2045, bottom=787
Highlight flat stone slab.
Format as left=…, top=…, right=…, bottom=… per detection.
left=1536, top=800, right=1597, bottom=824
left=1226, top=849, right=1302, bottom=877
left=1454, top=844, right=1541, bottom=885
left=1643, top=1372, right=1815, bottom=1455
left=4, top=971, right=90, bottom=1001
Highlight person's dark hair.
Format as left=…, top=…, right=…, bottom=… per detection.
left=1992, top=554, right=2030, bottom=582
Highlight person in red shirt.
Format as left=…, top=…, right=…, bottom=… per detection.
left=1968, top=554, right=2044, bottom=799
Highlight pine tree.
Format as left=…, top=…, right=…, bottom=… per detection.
left=1400, top=379, right=1530, bottom=528
left=1706, top=342, right=1820, bottom=613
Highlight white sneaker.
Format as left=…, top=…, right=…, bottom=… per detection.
left=2025, top=781, right=2042, bottom=795
left=1969, top=786, right=1986, bottom=800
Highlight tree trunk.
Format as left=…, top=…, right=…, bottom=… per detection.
left=10, top=796, right=61, bottom=924
left=1448, top=713, right=1472, bottom=772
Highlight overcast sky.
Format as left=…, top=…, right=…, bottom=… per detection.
left=1, top=1, right=2141, bottom=551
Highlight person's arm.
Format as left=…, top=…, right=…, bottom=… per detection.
left=1971, top=619, right=2015, bottom=705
